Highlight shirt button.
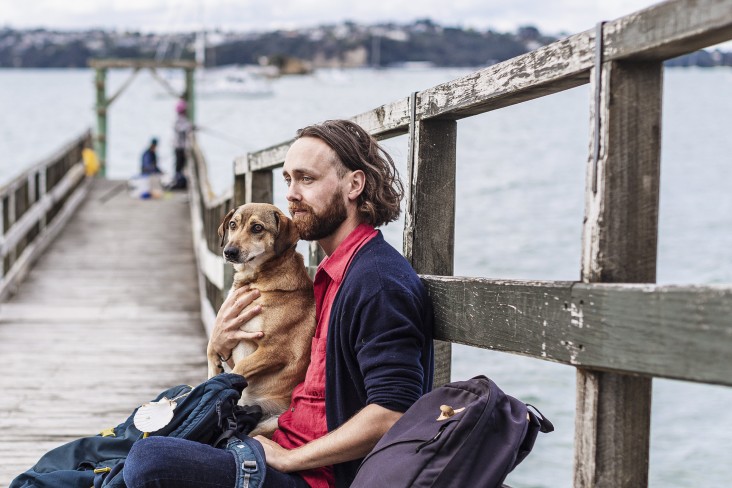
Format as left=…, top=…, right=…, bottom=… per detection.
left=291, top=407, right=295, bottom=412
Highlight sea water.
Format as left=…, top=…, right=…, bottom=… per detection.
left=2, top=66, right=731, bottom=487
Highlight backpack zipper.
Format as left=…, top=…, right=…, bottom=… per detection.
left=415, top=423, right=449, bottom=452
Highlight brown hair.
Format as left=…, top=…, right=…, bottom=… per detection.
left=296, top=119, right=404, bottom=227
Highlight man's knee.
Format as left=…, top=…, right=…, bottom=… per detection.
left=123, top=437, right=237, bottom=488
left=124, top=437, right=168, bottom=486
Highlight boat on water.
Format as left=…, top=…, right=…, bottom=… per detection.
left=194, top=66, right=275, bottom=98
left=155, top=65, right=274, bottom=99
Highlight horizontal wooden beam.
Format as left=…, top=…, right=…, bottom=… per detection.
left=0, top=131, right=90, bottom=198
left=88, top=59, right=197, bottom=69
left=0, top=164, right=87, bottom=258
left=0, top=176, right=91, bottom=301
left=422, top=276, right=732, bottom=386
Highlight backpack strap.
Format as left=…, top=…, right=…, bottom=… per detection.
left=527, top=404, right=554, bottom=433
left=213, top=397, right=263, bottom=448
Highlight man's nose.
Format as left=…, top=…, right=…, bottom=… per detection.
left=286, top=183, right=300, bottom=202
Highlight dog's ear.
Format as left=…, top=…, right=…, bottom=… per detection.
left=218, top=208, right=236, bottom=247
left=273, top=209, right=299, bottom=256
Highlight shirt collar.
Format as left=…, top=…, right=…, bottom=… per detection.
left=318, top=223, right=377, bottom=284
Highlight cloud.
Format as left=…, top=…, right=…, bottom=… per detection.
left=0, top=0, right=682, bottom=37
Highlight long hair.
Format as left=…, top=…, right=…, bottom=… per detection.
left=295, top=120, right=404, bottom=227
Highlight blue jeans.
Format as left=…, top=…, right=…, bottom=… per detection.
left=123, top=436, right=310, bottom=488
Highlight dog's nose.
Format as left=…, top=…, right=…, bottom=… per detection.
left=223, top=246, right=240, bottom=261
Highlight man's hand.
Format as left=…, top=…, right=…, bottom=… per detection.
left=254, top=404, right=402, bottom=473
left=210, top=286, right=263, bottom=368
left=255, top=435, right=297, bottom=472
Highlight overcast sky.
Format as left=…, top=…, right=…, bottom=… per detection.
left=1, top=0, right=666, bottom=36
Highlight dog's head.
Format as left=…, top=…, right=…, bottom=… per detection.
left=218, top=203, right=300, bottom=270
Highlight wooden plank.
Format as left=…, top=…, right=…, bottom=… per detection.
left=88, top=59, right=197, bottom=69
left=574, top=58, right=663, bottom=488
left=243, top=97, right=412, bottom=175
left=245, top=169, right=274, bottom=205
left=0, top=175, right=91, bottom=301
left=0, top=164, right=86, bottom=258
left=404, top=118, right=457, bottom=388
left=0, top=180, right=206, bottom=486
left=188, top=142, right=227, bottom=334
left=0, top=131, right=89, bottom=198
left=422, top=277, right=732, bottom=386
left=606, top=0, right=732, bottom=61
left=246, top=141, right=292, bottom=173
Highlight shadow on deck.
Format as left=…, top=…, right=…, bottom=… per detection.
left=0, top=179, right=207, bottom=483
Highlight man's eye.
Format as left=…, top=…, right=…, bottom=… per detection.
left=302, top=176, right=313, bottom=182
left=228, top=221, right=236, bottom=230
left=251, top=224, right=264, bottom=233
left=284, top=177, right=291, bottom=186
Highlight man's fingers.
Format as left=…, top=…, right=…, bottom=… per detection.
left=236, top=304, right=262, bottom=324
left=232, top=289, right=260, bottom=312
left=237, top=330, right=264, bottom=341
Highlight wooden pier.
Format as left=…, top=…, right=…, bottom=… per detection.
left=1, top=0, right=732, bottom=486
left=0, top=178, right=207, bottom=484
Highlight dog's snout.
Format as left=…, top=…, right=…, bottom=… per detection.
left=223, top=246, right=240, bottom=261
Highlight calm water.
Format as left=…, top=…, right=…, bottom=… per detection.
left=2, top=66, right=731, bottom=487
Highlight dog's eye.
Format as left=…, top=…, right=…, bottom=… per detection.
left=251, top=224, right=264, bottom=234
left=228, top=221, right=236, bottom=230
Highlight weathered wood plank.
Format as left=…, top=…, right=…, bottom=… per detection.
left=0, top=180, right=206, bottom=486
left=404, top=118, right=457, bottom=388
left=575, top=57, right=663, bottom=488
left=606, top=0, right=732, bottom=61
left=88, top=59, right=197, bottom=69
left=422, top=277, right=732, bottom=386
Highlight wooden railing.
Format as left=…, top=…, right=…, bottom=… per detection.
left=188, top=138, right=235, bottom=336
left=189, top=0, right=732, bottom=486
left=0, top=131, right=93, bottom=301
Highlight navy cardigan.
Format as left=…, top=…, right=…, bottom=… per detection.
left=324, top=231, right=434, bottom=488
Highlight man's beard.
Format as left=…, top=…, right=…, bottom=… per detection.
left=289, top=192, right=348, bottom=241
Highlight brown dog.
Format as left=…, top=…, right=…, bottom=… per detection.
left=207, top=203, right=316, bottom=437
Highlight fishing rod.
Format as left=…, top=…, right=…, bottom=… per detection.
left=195, top=125, right=249, bottom=150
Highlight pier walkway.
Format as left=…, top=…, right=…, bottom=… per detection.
left=0, top=180, right=208, bottom=484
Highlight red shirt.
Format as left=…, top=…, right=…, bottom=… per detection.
left=272, top=224, right=378, bottom=488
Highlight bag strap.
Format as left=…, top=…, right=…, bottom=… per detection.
left=527, top=404, right=554, bottom=433
left=213, top=398, right=263, bottom=448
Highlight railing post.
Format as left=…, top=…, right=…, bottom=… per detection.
left=184, top=67, right=196, bottom=124
left=0, top=196, right=5, bottom=280
left=94, top=67, right=108, bottom=177
left=404, top=93, right=457, bottom=388
left=575, top=56, right=663, bottom=487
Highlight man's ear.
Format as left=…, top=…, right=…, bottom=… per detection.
left=274, top=210, right=299, bottom=256
left=218, top=209, right=236, bottom=247
left=348, top=170, right=366, bottom=202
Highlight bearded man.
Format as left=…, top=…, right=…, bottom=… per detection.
left=124, top=120, right=434, bottom=488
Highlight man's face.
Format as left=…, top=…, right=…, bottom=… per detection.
left=283, top=137, right=350, bottom=241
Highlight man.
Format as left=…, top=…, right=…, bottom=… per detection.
left=140, top=138, right=161, bottom=175
left=124, top=120, right=434, bottom=488
left=169, top=98, right=193, bottom=190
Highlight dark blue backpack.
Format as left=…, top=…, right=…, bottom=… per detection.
left=351, top=375, right=553, bottom=488
left=10, top=373, right=259, bottom=488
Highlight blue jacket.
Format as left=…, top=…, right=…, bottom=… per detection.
left=325, top=231, right=434, bottom=488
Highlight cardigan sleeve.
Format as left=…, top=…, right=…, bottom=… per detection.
left=352, top=288, right=430, bottom=412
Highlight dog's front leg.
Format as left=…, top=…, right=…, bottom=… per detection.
left=230, top=349, right=283, bottom=380
left=206, top=344, right=229, bottom=378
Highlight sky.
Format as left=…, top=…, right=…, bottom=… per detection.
left=1, top=0, right=668, bottom=36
